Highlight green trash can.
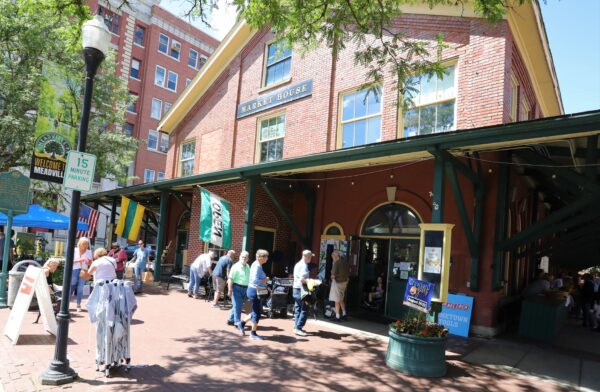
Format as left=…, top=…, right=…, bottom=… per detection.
left=8, top=259, right=41, bottom=309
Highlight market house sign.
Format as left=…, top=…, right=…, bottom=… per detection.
left=237, top=80, right=313, bottom=119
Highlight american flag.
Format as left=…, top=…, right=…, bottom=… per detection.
left=77, top=204, right=100, bottom=239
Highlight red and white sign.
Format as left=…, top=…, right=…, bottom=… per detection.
left=3, top=266, right=57, bottom=344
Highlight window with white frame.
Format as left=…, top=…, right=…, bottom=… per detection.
left=509, top=74, right=519, bottom=123
left=127, top=92, right=138, bottom=113
left=155, top=65, right=166, bottom=87
left=98, top=6, right=119, bottom=35
left=143, top=169, right=155, bottom=183
left=148, top=130, right=158, bottom=150
left=188, top=49, right=198, bottom=69
left=258, top=114, right=285, bottom=162
left=519, top=94, right=530, bottom=121
left=403, top=65, right=457, bottom=137
left=151, top=98, right=162, bottom=120
left=167, top=70, right=178, bottom=91
left=123, top=122, right=134, bottom=136
left=130, top=59, right=141, bottom=79
left=157, top=172, right=165, bottom=181
left=340, top=88, right=382, bottom=148
left=159, top=133, right=169, bottom=153
left=180, top=141, right=196, bottom=177
left=170, top=39, right=181, bottom=60
left=158, top=33, right=169, bottom=54
left=264, top=40, right=292, bottom=87
left=185, top=78, right=192, bottom=87
left=164, top=102, right=172, bottom=116
left=199, top=56, right=207, bottom=68
left=134, top=25, right=145, bottom=46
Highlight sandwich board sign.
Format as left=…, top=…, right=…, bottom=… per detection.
left=3, top=266, right=57, bottom=344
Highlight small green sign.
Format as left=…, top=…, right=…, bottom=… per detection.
left=64, top=151, right=96, bottom=192
left=0, top=171, right=31, bottom=214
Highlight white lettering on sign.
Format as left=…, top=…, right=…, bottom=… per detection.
left=64, top=151, right=96, bottom=192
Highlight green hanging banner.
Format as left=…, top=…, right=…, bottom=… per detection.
left=199, top=188, right=231, bottom=248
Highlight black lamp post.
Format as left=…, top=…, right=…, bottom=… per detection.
left=40, top=15, right=110, bottom=386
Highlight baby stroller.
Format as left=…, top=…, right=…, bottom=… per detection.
left=264, top=277, right=293, bottom=318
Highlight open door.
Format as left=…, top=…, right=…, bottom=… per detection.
left=385, top=238, right=419, bottom=320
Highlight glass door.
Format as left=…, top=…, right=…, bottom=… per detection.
left=385, top=238, right=419, bottom=320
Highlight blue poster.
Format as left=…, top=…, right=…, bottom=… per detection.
left=438, top=293, right=474, bottom=337
left=402, top=277, right=435, bottom=313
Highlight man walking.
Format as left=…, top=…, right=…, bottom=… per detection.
left=212, top=250, right=235, bottom=307
left=108, top=242, right=127, bottom=279
left=292, top=250, right=313, bottom=337
left=130, top=240, right=149, bottom=293
left=329, top=250, right=350, bottom=322
left=227, top=251, right=250, bottom=327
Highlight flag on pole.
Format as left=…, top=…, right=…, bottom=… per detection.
left=199, top=188, right=231, bottom=248
left=77, top=204, right=100, bottom=239
left=115, top=196, right=145, bottom=241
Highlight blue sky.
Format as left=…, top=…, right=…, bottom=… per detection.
left=160, top=0, right=600, bottom=114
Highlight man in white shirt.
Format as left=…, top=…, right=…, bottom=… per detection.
left=190, top=251, right=214, bottom=299
left=292, top=250, right=313, bottom=336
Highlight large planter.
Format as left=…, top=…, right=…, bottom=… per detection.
left=385, top=329, right=447, bottom=377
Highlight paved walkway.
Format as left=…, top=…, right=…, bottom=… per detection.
left=0, top=284, right=598, bottom=391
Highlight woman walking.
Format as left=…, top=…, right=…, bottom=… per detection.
left=72, top=237, right=92, bottom=311
left=240, top=249, right=269, bottom=340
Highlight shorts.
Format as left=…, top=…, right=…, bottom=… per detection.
left=329, top=280, right=348, bottom=302
left=212, top=275, right=226, bottom=294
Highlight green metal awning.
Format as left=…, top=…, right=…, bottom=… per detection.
left=82, top=110, right=600, bottom=205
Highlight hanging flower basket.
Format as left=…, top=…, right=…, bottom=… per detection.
left=385, top=319, right=448, bottom=377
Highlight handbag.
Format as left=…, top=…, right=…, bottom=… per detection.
left=79, top=269, right=92, bottom=281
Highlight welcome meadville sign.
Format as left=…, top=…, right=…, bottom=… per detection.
left=236, top=80, right=313, bottom=119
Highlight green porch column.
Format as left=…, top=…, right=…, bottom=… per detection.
left=432, top=153, right=445, bottom=223
left=492, top=152, right=509, bottom=290
left=154, top=190, right=169, bottom=281
left=242, top=178, right=257, bottom=252
left=109, top=197, right=117, bottom=243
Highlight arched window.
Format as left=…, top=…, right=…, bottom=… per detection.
left=361, top=203, right=421, bottom=236
left=321, top=222, right=345, bottom=240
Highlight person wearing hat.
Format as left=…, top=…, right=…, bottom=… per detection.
left=108, top=242, right=127, bottom=279
left=292, top=250, right=313, bottom=337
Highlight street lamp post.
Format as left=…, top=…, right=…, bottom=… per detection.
left=40, top=15, right=110, bottom=386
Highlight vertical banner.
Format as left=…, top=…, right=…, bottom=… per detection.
left=199, top=188, right=231, bottom=248
left=115, top=196, right=145, bottom=241
left=29, top=64, right=77, bottom=184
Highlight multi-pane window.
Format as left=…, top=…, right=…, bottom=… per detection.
left=148, top=130, right=158, bottom=150
left=123, top=123, right=134, bottom=136
left=185, top=78, right=192, bottom=87
left=98, top=6, right=119, bottom=34
left=164, top=102, right=172, bottom=115
left=403, top=65, right=456, bottom=137
left=159, top=133, right=169, bottom=153
left=157, top=172, right=166, bottom=181
left=509, top=74, right=519, bottom=122
left=170, top=40, right=181, bottom=60
left=155, top=66, right=166, bottom=87
left=143, top=169, right=155, bottom=183
left=519, top=96, right=530, bottom=121
left=134, top=25, right=145, bottom=46
left=188, top=49, right=199, bottom=69
left=130, top=59, right=141, bottom=79
left=264, top=40, right=292, bottom=87
left=158, top=33, right=169, bottom=54
left=151, top=98, right=162, bottom=120
left=127, top=92, right=138, bottom=113
left=340, top=89, right=382, bottom=148
left=199, top=56, right=207, bottom=68
left=167, top=71, right=178, bottom=91
left=180, top=141, right=196, bottom=177
left=259, top=114, right=285, bottom=162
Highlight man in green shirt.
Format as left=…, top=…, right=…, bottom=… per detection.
left=227, top=250, right=250, bottom=327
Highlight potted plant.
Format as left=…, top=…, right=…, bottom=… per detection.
left=385, top=314, right=449, bottom=377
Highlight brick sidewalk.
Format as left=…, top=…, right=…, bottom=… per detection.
left=1, top=285, right=573, bottom=392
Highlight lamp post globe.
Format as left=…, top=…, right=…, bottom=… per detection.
left=40, top=14, right=110, bottom=386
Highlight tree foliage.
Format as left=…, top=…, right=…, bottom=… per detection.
left=0, top=0, right=137, bottom=208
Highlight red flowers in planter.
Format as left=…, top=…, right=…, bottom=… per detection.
left=390, top=318, right=448, bottom=338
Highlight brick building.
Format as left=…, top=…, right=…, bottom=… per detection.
left=85, top=2, right=600, bottom=336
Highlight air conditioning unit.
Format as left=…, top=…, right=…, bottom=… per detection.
left=171, top=41, right=181, bottom=50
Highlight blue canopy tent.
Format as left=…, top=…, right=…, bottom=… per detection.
left=0, top=204, right=89, bottom=231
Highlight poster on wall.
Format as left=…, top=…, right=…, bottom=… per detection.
left=402, top=277, right=435, bottom=313
left=418, top=223, right=454, bottom=303
left=437, top=293, right=474, bottom=338
left=423, top=246, right=442, bottom=274
left=29, top=63, right=77, bottom=184
left=318, top=239, right=348, bottom=281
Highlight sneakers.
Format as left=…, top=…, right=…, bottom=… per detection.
left=332, top=317, right=341, bottom=323
left=187, top=292, right=193, bottom=298
left=76, top=305, right=82, bottom=312
left=293, top=328, right=308, bottom=337
left=193, top=294, right=200, bottom=299
left=342, top=314, right=348, bottom=321
left=211, top=302, right=220, bottom=308
left=250, top=333, right=264, bottom=340
left=239, top=321, right=246, bottom=336
left=227, top=320, right=235, bottom=326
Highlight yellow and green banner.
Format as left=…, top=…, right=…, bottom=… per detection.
left=115, top=196, right=145, bottom=241
left=29, top=63, right=77, bottom=184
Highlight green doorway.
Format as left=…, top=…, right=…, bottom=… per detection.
left=252, top=226, right=275, bottom=275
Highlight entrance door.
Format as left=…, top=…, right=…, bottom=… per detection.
left=385, top=238, right=419, bottom=320
left=252, top=228, right=275, bottom=275
left=175, top=230, right=188, bottom=271
left=355, top=238, right=389, bottom=312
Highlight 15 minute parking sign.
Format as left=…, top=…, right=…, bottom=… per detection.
left=64, top=151, right=96, bottom=192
